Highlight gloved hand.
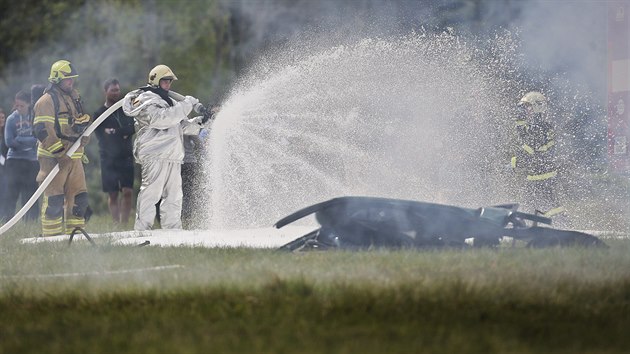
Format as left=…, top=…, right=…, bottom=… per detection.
left=56, top=153, right=72, bottom=167
left=185, top=96, right=200, bottom=107
left=189, top=116, right=204, bottom=125
left=72, top=114, right=90, bottom=134
left=80, top=136, right=90, bottom=147
left=75, top=114, right=90, bottom=125
left=199, top=128, right=209, bottom=140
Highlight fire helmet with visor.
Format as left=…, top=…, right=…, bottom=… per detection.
left=148, top=65, right=178, bottom=87
left=48, top=60, right=79, bottom=84
left=518, top=91, right=547, bottom=114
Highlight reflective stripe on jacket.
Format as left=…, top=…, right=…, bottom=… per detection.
left=511, top=117, right=557, bottom=181
left=33, top=86, right=86, bottom=159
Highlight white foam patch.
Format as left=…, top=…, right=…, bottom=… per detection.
left=20, top=226, right=317, bottom=248
left=579, top=230, right=630, bottom=240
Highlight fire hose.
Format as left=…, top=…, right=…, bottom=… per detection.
left=0, top=90, right=202, bottom=236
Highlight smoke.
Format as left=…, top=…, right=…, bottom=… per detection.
left=224, top=0, right=608, bottom=103
left=514, top=1, right=607, bottom=101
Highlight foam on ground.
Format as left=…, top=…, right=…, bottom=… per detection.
left=20, top=226, right=317, bottom=248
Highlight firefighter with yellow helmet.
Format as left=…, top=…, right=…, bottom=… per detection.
left=122, top=64, right=207, bottom=231
left=511, top=91, right=567, bottom=225
left=33, top=59, right=91, bottom=236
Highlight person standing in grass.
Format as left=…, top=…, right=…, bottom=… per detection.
left=33, top=59, right=91, bottom=236
left=122, top=64, right=208, bottom=231
left=94, top=78, right=135, bottom=226
left=4, top=90, right=40, bottom=221
left=510, top=91, right=568, bottom=227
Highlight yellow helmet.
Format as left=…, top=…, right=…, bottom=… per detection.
left=518, top=91, right=547, bottom=114
left=48, top=60, right=78, bottom=84
left=148, top=64, right=178, bottom=86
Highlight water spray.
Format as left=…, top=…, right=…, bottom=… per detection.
left=204, top=32, right=524, bottom=229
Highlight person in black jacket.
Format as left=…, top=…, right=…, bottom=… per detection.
left=511, top=91, right=568, bottom=226
left=94, top=78, right=135, bottom=225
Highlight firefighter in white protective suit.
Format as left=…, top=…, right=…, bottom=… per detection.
left=122, top=65, right=207, bottom=231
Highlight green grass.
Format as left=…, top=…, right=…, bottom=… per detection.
left=1, top=217, right=630, bottom=353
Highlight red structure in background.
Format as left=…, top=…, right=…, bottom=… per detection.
left=609, top=2, right=630, bottom=173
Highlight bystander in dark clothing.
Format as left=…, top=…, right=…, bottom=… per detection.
left=0, top=107, right=9, bottom=221
left=4, top=90, right=40, bottom=221
left=94, top=78, right=135, bottom=225
left=30, top=84, right=46, bottom=114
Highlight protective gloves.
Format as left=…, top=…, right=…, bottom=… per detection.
left=185, top=96, right=209, bottom=118
left=199, top=128, right=209, bottom=140
left=189, top=116, right=204, bottom=125
left=56, top=153, right=72, bottom=167
left=190, top=108, right=215, bottom=125
left=75, top=114, right=91, bottom=124
left=185, top=95, right=200, bottom=107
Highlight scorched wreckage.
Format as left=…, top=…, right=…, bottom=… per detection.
left=275, top=196, right=607, bottom=251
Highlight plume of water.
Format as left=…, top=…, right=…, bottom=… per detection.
left=202, top=31, right=531, bottom=229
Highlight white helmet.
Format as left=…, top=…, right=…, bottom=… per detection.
left=518, top=91, right=547, bottom=114
left=148, top=64, right=178, bottom=86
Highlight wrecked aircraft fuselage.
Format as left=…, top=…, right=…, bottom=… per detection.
left=275, top=196, right=607, bottom=251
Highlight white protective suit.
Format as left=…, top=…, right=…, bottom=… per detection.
left=122, top=89, right=203, bottom=230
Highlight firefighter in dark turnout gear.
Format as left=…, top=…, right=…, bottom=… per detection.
left=511, top=91, right=567, bottom=224
left=33, top=60, right=91, bottom=236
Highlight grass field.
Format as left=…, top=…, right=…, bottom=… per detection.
left=1, top=218, right=629, bottom=353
